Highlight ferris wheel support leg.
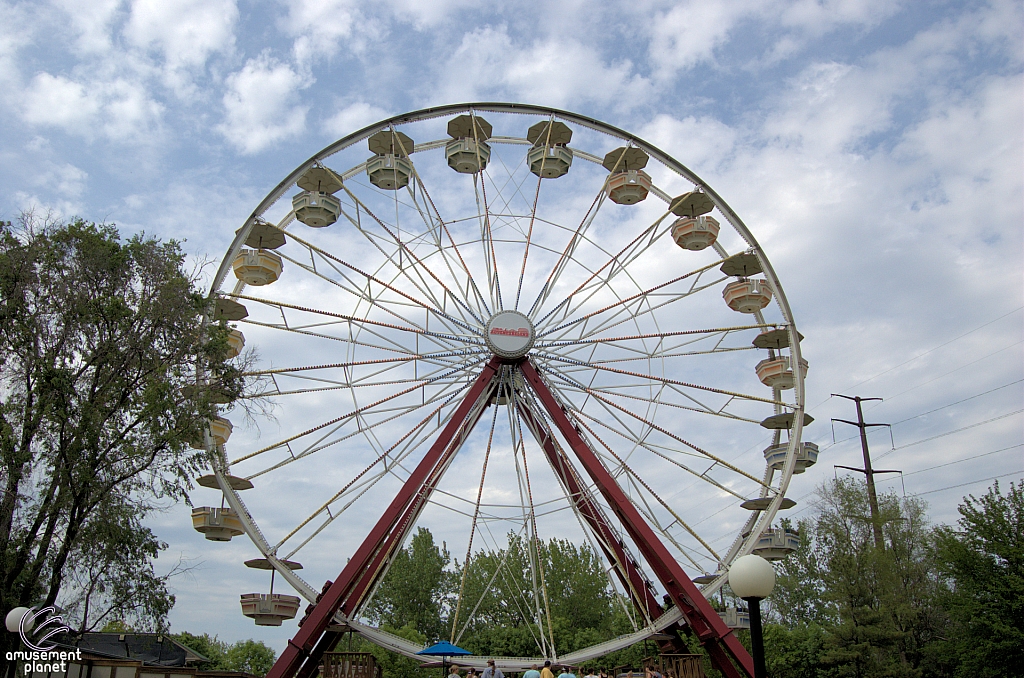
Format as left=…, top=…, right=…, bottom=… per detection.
left=517, top=398, right=665, bottom=622
left=268, top=357, right=503, bottom=678
left=519, top=359, right=754, bottom=678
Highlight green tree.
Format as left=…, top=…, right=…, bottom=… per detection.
left=173, top=632, right=229, bottom=670
left=225, top=638, right=277, bottom=676
left=0, top=216, right=249, bottom=656
left=768, top=478, right=947, bottom=678
left=366, top=527, right=455, bottom=641
left=932, top=481, right=1024, bottom=678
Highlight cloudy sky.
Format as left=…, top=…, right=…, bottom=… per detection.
left=2, top=0, right=1021, bottom=652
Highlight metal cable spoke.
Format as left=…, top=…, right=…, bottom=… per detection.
left=231, top=355, right=486, bottom=465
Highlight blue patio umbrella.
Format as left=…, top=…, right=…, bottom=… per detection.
left=418, top=641, right=473, bottom=676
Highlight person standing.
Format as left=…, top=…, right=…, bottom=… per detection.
left=557, top=666, right=576, bottom=678
left=541, top=660, right=555, bottom=678
left=525, top=664, right=541, bottom=678
left=482, top=660, right=504, bottom=678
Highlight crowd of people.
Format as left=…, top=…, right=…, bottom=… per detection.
left=447, top=661, right=666, bottom=678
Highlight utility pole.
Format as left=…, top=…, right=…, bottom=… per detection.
left=832, top=394, right=898, bottom=549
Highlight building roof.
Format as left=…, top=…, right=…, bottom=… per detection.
left=68, top=633, right=209, bottom=667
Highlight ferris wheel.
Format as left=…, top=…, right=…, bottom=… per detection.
left=191, top=104, right=813, bottom=678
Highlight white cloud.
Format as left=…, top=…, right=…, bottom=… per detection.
left=281, top=0, right=380, bottom=64
left=21, top=73, right=101, bottom=131
left=219, top=52, right=310, bottom=154
left=779, top=0, right=902, bottom=35
left=323, top=102, right=391, bottom=137
left=435, top=25, right=651, bottom=110
left=126, top=0, right=237, bottom=91
left=20, top=72, right=163, bottom=142
left=639, top=114, right=739, bottom=176
left=53, top=0, right=122, bottom=56
left=646, top=0, right=758, bottom=77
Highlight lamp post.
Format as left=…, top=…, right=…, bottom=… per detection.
left=728, top=554, right=776, bottom=678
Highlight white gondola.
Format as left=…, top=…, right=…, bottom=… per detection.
left=607, top=170, right=652, bottom=205
left=292, top=191, right=341, bottom=227
left=446, top=114, right=492, bottom=174
left=603, top=147, right=651, bottom=204
left=192, top=506, right=244, bottom=541
left=752, top=527, right=800, bottom=560
left=527, top=121, right=573, bottom=178
left=226, top=328, right=245, bottom=358
left=672, top=215, right=721, bottom=250
left=718, top=606, right=750, bottom=629
left=723, top=278, right=772, bottom=313
left=240, top=593, right=301, bottom=626
left=755, top=355, right=808, bottom=389
left=763, top=441, right=820, bottom=474
left=232, top=249, right=283, bottom=286
left=367, top=130, right=415, bottom=190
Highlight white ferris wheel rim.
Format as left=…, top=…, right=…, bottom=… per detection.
left=202, top=103, right=807, bottom=665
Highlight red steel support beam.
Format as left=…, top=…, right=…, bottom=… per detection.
left=293, top=386, right=496, bottom=678
left=519, top=359, right=753, bottom=678
left=517, top=397, right=665, bottom=622
left=268, top=357, right=502, bottom=678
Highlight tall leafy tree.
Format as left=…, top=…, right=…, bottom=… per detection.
left=932, top=481, right=1024, bottom=678
left=366, top=527, right=455, bottom=641
left=768, top=478, right=947, bottom=677
left=0, top=217, right=249, bottom=655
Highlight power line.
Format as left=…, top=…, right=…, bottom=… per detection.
left=837, top=306, right=1023, bottom=395
left=876, top=443, right=1024, bottom=482
left=813, top=378, right=1023, bottom=453
left=876, top=408, right=1023, bottom=460
left=917, top=470, right=1024, bottom=497
left=870, top=338, right=1023, bottom=406
left=890, top=378, right=1024, bottom=425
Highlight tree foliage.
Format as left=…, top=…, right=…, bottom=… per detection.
left=173, top=632, right=277, bottom=677
left=0, top=216, right=248, bottom=656
left=932, top=481, right=1024, bottom=678
left=769, top=478, right=948, bottom=677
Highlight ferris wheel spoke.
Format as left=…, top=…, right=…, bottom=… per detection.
left=449, top=395, right=501, bottom=641
left=251, top=361, right=475, bottom=398
left=473, top=172, right=503, bottom=311
left=561, top=278, right=730, bottom=345
left=228, top=293, right=486, bottom=350
left=539, top=374, right=764, bottom=425
left=538, top=366, right=770, bottom=489
left=238, top=317, right=471, bottom=361
left=564, top=405, right=736, bottom=565
left=280, top=227, right=480, bottom=336
left=240, top=351, right=482, bottom=380
left=532, top=213, right=671, bottom=330
left=230, top=355, right=486, bottom=465
left=245, top=377, right=475, bottom=481
left=403, top=162, right=493, bottom=320
left=273, top=393, right=462, bottom=555
left=526, top=190, right=611, bottom=318
left=506, top=382, right=557, bottom=657
left=538, top=257, right=726, bottom=340
left=339, top=186, right=486, bottom=327
left=535, top=351, right=788, bottom=408
left=622, top=472, right=720, bottom=568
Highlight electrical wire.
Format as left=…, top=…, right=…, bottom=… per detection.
left=876, top=443, right=1024, bottom=483
left=827, top=305, right=1023, bottom=400
left=917, top=470, right=1024, bottom=496
left=875, top=408, right=1023, bottom=460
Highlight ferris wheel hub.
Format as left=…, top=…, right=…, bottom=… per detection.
left=484, top=310, right=536, bottom=359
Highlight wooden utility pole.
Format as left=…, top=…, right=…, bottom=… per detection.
left=832, top=394, right=898, bottom=549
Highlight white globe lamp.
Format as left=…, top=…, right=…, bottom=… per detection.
left=728, top=554, right=776, bottom=599
left=729, top=554, right=776, bottom=678
left=5, top=606, right=33, bottom=633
